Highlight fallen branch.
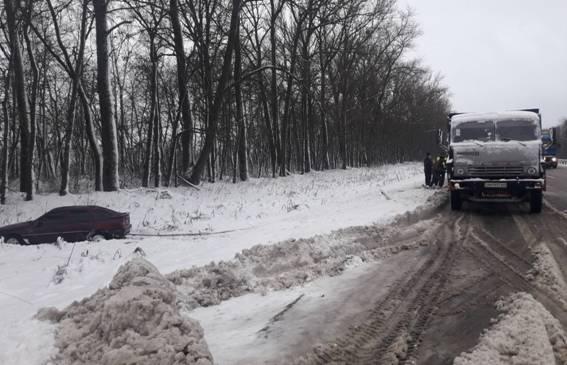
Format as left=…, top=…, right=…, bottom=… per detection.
left=177, top=175, right=201, bottom=190
left=128, top=227, right=250, bottom=237
left=0, top=290, right=33, bottom=305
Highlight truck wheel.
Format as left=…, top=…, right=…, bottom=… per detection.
left=451, top=191, right=462, bottom=211
left=530, top=191, right=543, bottom=213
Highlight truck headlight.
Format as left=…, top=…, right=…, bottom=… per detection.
left=527, top=167, right=538, bottom=175
left=455, top=167, right=466, bottom=176
left=552, top=157, right=557, bottom=162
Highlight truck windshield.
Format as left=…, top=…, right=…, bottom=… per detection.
left=452, top=120, right=495, bottom=143
left=496, top=119, right=538, bottom=141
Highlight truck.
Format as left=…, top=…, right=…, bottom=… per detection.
left=445, top=109, right=545, bottom=213
left=542, top=128, right=559, bottom=168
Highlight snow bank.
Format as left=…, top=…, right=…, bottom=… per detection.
left=454, top=292, right=567, bottom=365
left=36, top=258, right=213, bottom=365
left=169, top=194, right=445, bottom=311
left=528, top=243, right=567, bottom=305
left=0, top=164, right=438, bottom=365
left=0, top=163, right=426, bottom=235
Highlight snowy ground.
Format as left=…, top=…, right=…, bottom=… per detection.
left=0, top=163, right=438, bottom=365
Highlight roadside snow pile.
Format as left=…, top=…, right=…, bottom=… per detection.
left=169, top=195, right=445, bottom=311
left=528, top=243, right=567, bottom=305
left=36, top=258, right=213, bottom=365
left=454, top=292, right=567, bottom=365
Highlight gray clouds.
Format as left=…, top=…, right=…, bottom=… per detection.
left=403, top=0, right=567, bottom=126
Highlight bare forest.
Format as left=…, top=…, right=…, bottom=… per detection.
left=0, top=0, right=450, bottom=203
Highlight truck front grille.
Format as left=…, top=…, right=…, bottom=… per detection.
left=468, top=166, right=524, bottom=177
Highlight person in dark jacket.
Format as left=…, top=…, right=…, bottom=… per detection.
left=424, top=153, right=433, bottom=187
left=435, top=155, right=447, bottom=187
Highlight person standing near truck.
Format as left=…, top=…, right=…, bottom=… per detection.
left=437, top=155, right=447, bottom=187
left=424, top=153, right=433, bottom=187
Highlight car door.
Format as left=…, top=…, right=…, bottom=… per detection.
left=64, top=209, right=94, bottom=242
left=30, top=211, right=68, bottom=244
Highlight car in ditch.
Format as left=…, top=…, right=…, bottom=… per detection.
left=0, top=206, right=131, bottom=245
left=446, top=109, right=545, bottom=213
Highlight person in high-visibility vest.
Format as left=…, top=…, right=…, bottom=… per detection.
left=424, top=152, right=433, bottom=187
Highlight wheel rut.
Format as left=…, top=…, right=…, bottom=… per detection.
left=465, top=213, right=567, bottom=324
left=298, top=216, right=464, bottom=365
left=293, top=204, right=567, bottom=365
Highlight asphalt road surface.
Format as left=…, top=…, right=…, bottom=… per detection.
left=295, top=166, right=567, bottom=365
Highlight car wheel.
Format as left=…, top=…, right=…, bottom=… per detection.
left=89, top=233, right=107, bottom=242
left=4, top=235, right=25, bottom=245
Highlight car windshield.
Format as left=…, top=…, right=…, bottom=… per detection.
left=496, top=119, right=538, bottom=141
left=452, top=120, right=495, bottom=143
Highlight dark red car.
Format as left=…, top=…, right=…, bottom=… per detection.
left=0, top=206, right=131, bottom=245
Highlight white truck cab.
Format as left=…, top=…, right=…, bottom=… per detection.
left=447, top=110, right=545, bottom=213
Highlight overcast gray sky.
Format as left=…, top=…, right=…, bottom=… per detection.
left=402, top=0, right=567, bottom=127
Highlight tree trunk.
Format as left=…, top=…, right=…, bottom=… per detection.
left=153, top=69, right=162, bottom=188
left=319, top=40, right=330, bottom=170
left=279, top=26, right=302, bottom=176
left=5, top=0, right=33, bottom=201
left=270, top=0, right=281, bottom=176
left=170, top=0, right=194, bottom=174
left=189, top=0, right=241, bottom=185
left=23, top=29, right=38, bottom=194
left=143, top=37, right=159, bottom=188
left=60, top=81, right=79, bottom=195
left=94, top=0, right=119, bottom=191
left=301, top=41, right=311, bottom=173
left=258, top=75, right=277, bottom=177
left=234, top=14, right=248, bottom=181
left=340, top=90, right=347, bottom=170
left=1, top=71, right=10, bottom=205
left=78, top=83, right=103, bottom=191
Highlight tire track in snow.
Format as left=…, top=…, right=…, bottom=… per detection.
left=297, top=215, right=464, bottom=365
left=465, top=216, right=567, bottom=324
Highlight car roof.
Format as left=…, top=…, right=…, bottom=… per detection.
left=47, top=206, right=118, bottom=214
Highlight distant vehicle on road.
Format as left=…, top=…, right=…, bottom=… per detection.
left=443, top=109, right=545, bottom=213
left=0, top=206, right=131, bottom=245
left=542, top=128, right=559, bottom=169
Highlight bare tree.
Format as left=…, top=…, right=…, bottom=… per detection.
left=234, top=6, right=247, bottom=181
left=0, top=0, right=451, bottom=195
left=94, top=0, right=119, bottom=191
left=170, top=0, right=194, bottom=174
left=189, top=0, right=242, bottom=185
left=1, top=67, right=9, bottom=204
left=4, top=0, right=33, bottom=200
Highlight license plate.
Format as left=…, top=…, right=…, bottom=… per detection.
left=484, top=182, right=507, bottom=189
